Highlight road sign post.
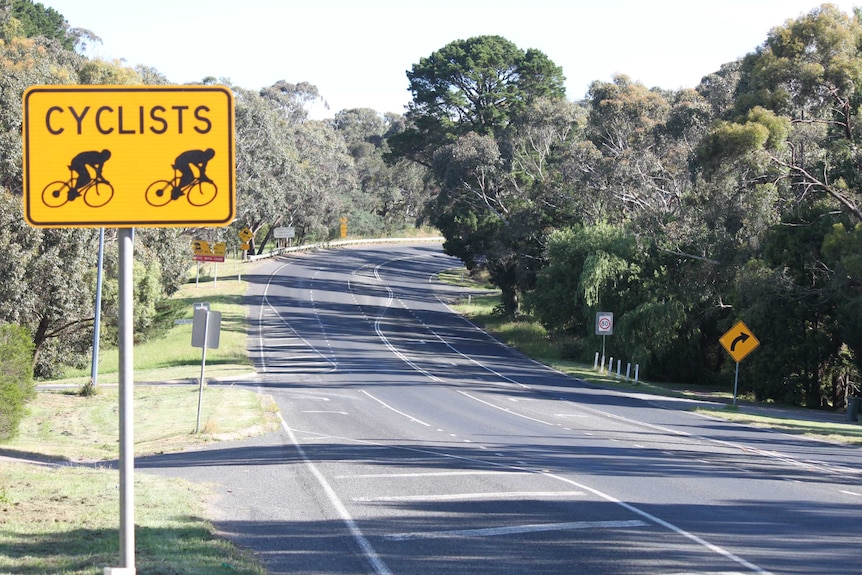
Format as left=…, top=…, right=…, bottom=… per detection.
left=23, top=84, right=235, bottom=574
left=192, top=307, right=221, bottom=434
left=23, top=85, right=235, bottom=228
left=719, top=320, right=760, bottom=405
left=595, top=312, right=613, bottom=373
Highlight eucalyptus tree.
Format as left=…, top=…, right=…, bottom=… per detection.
left=388, top=35, right=569, bottom=314
left=233, top=85, right=299, bottom=252
left=388, top=35, right=566, bottom=167
left=730, top=3, right=862, bottom=222
left=694, top=4, right=862, bottom=404
left=428, top=96, right=581, bottom=314
left=333, top=108, right=430, bottom=235
left=288, top=119, right=353, bottom=242
left=0, top=36, right=82, bottom=191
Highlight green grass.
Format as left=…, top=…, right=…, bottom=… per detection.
left=55, top=275, right=255, bottom=386
left=1, top=463, right=265, bottom=574
left=448, top=277, right=862, bottom=445
left=0, top=386, right=276, bottom=573
left=694, top=407, right=862, bottom=445
left=6, top=386, right=278, bottom=462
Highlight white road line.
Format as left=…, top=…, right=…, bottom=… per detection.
left=383, top=519, right=648, bottom=541
left=336, top=470, right=529, bottom=479
left=354, top=491, right=583, bottom=503
left=542, top=471, right=774, bottom=575
left=457, top=390, right=556, bottom=426
left=276, top=411, right=391, bottom=575
left=258, top=263, right=337, bottom=374
left=288, top=424, right=773, bottom=574
left=359, top=389, right=431, bottom=427
left=840, top=490, right=862, bottom=497
left=301, top=410, right=348, bottom=415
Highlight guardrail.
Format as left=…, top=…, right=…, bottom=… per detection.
left=246, top=237, right=445, bottom=262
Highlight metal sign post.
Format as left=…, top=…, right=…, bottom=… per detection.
left=595, top=312, right=614, bottom=373
left=22, top=84, right=236, bottom=574
left=118, top=228, right=135, bottom=570
left=191, top=307, right=221, bottom=433
left=719, top=320, right=761, bottom=406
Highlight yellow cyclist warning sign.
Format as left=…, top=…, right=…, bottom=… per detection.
left=22, top=85, right=235, bottom=228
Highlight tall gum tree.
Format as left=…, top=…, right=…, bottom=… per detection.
left=388, top=35, right=568, bottom=314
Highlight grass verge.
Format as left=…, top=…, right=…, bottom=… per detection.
left=55, top=274, right=255, bottom=386
left=448, top=276, right=861, bottom=445
left=1, top=463, right=265, bottom=574
left=693, top=407, right=862, bottom=445
left=1, top=385, right=277, bottom=573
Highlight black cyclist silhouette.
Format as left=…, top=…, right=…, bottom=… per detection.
left=145, top=148, right=217, bottom=207
left=42, top=149, right=114, bottom=208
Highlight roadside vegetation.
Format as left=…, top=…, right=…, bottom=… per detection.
left=4, top=0, right=862, bottom=570
left=1, top=382, right=276, bottom=574
left=3, top=2, right=862, bottom=417
left=0, top=271, right=275, bottom=574
left=449, top=274, right=862, bottom=446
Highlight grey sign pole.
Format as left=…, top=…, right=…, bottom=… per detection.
left=195, top=310, right=210, bottom=434
left=118, top=228, right=135, bottom=570
left=90, top=227, right=105, bottom=391
left=192, top=307, right=221, bottom=434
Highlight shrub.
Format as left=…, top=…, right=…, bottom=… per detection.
left=0, top=323, right=35, bottom=442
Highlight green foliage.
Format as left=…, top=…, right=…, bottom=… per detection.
left=389, top=35, right=566, bottom=166
left=696, top=119, right=770, bottom=169
left=527, top=223, right=638, bottom=333
left=0, top=323, right=34, bottom=441
left=616, top=300, right=687, bottom=367
left=6, top=0, right=73, bottom=49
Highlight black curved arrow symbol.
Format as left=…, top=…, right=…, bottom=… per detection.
left=730, top=332, right=750, bottom=351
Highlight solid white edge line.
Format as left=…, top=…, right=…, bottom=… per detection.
left=360, top=389, right=432, bottom=426
left=277, top=411, right=392, bottom=575
left=543, top=470, right=774, bottom=575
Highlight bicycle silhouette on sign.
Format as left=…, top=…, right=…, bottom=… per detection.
left=145, top=148, right=217, bottom=207
left=42, top=149, right=114, bottom=208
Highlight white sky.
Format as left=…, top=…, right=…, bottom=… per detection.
left=44, top=1, right=860, bottom=119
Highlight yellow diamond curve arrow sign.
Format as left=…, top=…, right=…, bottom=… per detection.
left=719, top=320, right=760, bottom=363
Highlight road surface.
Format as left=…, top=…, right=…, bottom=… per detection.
left=141, top=243, right=862, bottom=575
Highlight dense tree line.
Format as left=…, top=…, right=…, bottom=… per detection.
left=0, top=1, right=858, bottom=409
left=386, top=5, right=862, bottom=409
left=0, top=1, right=432, bottom=377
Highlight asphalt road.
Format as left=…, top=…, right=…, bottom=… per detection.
left=140, top=242, right=862, bottom=575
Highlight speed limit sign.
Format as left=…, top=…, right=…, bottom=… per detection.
left=596, top=312, right=614, bottom=336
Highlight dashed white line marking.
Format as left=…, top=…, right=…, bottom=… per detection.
left=338, top=470, right=529, bottom=479
left=383, top=519, right=648, bottom=541
left=354, top=491, right=583, bottom=503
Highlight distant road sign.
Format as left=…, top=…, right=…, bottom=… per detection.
left=22, top=85, right=235, bottom=228
left=595, top=312, right=614, bottom=336
left=273, top=226, right=295, bottom=239
left=719, top=320, right=760, bottom=363
left=192, top=240, right=225, bottom=262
